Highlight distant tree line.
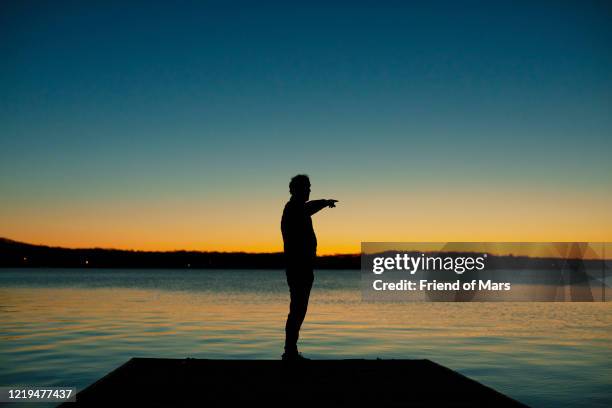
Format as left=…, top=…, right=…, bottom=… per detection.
left=1, top=238, right=607, bottom=270
left=0, top=238, right=360, bottom=269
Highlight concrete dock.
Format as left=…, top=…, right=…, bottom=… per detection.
left=60, top=358, right=527, bottom=407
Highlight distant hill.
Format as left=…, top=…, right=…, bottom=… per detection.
left=0, top=238, right=360, bottom=269
left=1, top=238, right=607, bottom=270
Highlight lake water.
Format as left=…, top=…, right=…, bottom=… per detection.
left=0, top=268, right=610, bottom=407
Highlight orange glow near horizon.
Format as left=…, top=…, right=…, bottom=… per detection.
left=2, top=186, right=612, bottom=255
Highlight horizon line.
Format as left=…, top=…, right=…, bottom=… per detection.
left=3, top=237, right=611, bottom=261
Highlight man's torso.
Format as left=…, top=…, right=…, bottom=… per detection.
left=281, top=199, right=317, bottom=269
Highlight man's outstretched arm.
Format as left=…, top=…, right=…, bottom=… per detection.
left=305, top=199, right=338, bottom=216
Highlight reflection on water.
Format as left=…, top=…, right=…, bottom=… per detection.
left=0, top=269, right=610, bottom=407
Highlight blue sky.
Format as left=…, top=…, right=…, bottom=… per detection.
left=1, top=1, right=611, bottom=250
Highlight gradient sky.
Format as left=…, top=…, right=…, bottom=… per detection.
left=1, top=1, right=611, bottom=253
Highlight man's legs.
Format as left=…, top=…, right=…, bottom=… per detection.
left=284, top=269, right=314, bottom=355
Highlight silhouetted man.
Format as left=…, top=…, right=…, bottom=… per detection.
left=281, top=174, right=337, bottom=360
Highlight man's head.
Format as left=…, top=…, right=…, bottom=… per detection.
left=289, top=174, right=311, bottom=202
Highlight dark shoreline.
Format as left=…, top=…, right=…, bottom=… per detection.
left=1, top=238, right=609, bottom=271
left=0, top=238, right=360, bottom=269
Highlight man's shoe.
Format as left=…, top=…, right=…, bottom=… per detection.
left=281, top=351, right=310, bottom=361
